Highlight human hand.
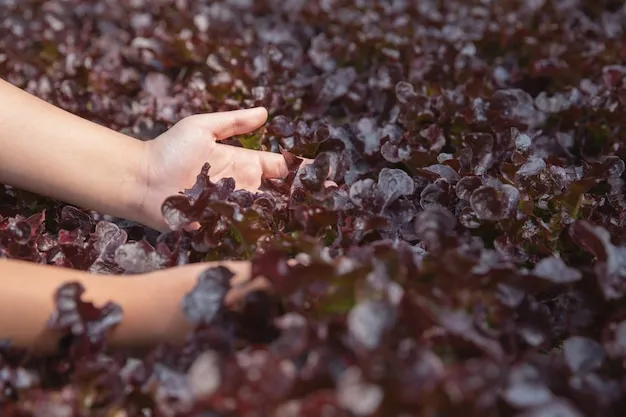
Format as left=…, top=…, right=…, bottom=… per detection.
left=137, top=260, right=270, bottom=348
left=137, top=108, right=291, bottom=231
left=147, top=260, right=270, bottom=308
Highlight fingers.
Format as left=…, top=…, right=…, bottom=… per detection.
left=213, top=260, right=253, bottom=286
left=226, top=277, right=272, bottom=309
left=190, top=107, right=269, bottom=141
left=259, top=153, right=290, bottom=178
left=183, top=221, right=201, bottom=232
left=259, top=154, right=338, bottom=188
left=259, top=154, right=323, bottom=179
left=298, top=158, right=315, bottom=167
left=215, top=261, right=271, bottom=309
left=174, top=261, right=268, bottom=309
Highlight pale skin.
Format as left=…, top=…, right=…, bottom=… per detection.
left=0, top=78, right=289, bottom=355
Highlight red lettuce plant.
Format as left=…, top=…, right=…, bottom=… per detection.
left=2, top=0, right=626, bottom=416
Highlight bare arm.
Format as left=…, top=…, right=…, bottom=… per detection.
left=0, top=78, right=147, bottom=225
left=0, top=258, right=258, bottom=355
left=0, top=79, right=272, bottom=355
left=0, top=79, right=198, bottom=354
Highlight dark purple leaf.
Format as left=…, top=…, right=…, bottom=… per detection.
left=502, top=363, right=553, bottom=408
left=470, top=184, right=520, bottom=221
left=395, top=81, right=417, bottom=104
left=531, top=257, right=582, bottom=284
left=336, top=367, right=383, bottom=416
left=347, top=299, right=396, bottom=350
left=563, top=336, right=605, bottom=374
left=377, top=168, right=415, bottom=207
left=489, top=89, right=546, bottom=129
left=47, top=282, right=123, bottom=355
left=182, top=266, right=233, bottom=325
left=455, top=175, right=483, bottom=200
left=5, top=1, right=626, bottom=415
left=268, top=115, right=296, bottom=137
left=569, top=221, right=626, bottom=300
left=114, top=240, right=168, bottom=274
left=515, top=399, right=584, bottom=417
left=315, top=67, right=357, bottom=103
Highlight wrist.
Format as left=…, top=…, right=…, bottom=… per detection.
left=97, top=262, right=259, bottom=351
left=128, top=140, right=173, bottom=232
left=115, top=138, right=152, bottom=227
left=113, top=265, right=209, bottom=349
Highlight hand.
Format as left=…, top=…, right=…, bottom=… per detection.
left=137, top=108, right=289, bottom=231
left=138, top=260, right=271, bottom=349
left=147, top=260, right=270, bottom=309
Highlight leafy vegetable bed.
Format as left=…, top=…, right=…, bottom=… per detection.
left=2, top=0, right=626, bottom=416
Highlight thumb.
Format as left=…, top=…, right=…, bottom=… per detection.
left=188, top=107, right=268, bottom=141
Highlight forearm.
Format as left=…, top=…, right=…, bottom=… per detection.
left=0, top=259, right=190, bottom=354
left=0, top=259, right=260, bottom=355
left=0, top=78, right=147, bottom=224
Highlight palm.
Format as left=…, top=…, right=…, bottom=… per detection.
left=140, top=108, right=288, bottom=231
